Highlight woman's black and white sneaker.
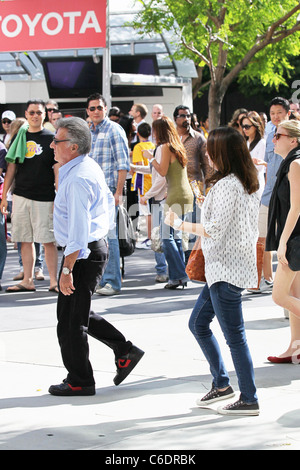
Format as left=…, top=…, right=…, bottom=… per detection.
left=196, top=384, right=235, bottom=406
left=217, top=397, right=259, bottom=416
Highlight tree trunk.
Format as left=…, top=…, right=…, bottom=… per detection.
left=208, top=78, right=230, bottom=130
left=208, top=83, right=221, bottom=130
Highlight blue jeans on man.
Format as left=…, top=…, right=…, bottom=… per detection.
left=100, top=196, right=122, bottom=292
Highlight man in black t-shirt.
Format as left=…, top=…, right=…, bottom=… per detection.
left=0, top=99, right=59, bottom=293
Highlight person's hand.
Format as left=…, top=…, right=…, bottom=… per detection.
left=59, top=273, right=75, bottom=296
left=164, top=208, right=178, bottom=227
left=114, top=192, right=123, bottom=206
left=196, top=195, right=205, bottom=207
left=277, top=241, right=288, bottom=266
left=252, top=157, right=267, bottom=167
left=139, top=196, right=147, bottom=205
left=0, top=197, right=8, bottom=215
left=142, top=149, right=154, bottom=159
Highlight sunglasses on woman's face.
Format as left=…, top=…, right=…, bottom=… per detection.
left=274, top=132, right=290, bottom=140
left=241, top=124, right=253, bottom=130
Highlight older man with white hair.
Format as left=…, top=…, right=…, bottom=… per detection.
left=48, top=117, right=144, bottom=396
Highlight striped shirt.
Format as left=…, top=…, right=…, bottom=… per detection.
left=89, top=117, right=130, bottom=190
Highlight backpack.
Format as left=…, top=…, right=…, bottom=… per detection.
left=117, top=204, right=136, bottom=257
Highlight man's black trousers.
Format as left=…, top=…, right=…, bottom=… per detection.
left=56, top=239, right=132, bottom=387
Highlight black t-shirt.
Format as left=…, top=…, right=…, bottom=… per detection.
left=14, top=128, right=57, bottom=201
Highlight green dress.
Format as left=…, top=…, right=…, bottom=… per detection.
left=165, top=158, right=194, bottom=216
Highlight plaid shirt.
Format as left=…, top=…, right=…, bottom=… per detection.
left=89, top=117, right=129, bottom=190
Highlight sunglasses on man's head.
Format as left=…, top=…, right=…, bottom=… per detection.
left=2, top=119, right=11, bottom=124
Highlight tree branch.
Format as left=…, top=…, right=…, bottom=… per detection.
left=259, top=3, right=300, bottom=41
left=180, top=32, right=210, bottom=66
left=222, top=7, right=300, bottom=91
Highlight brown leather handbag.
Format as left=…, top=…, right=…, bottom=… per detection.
left=185, top=237, right=206, bottom=282
left=186, top=239, right=264, bottom=288
left=255, top=241, right=264, bottom=289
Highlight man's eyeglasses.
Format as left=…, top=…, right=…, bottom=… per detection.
left=88, top=106, right=104, bottom=112
left=2, top=119, right=11, bottom=124
left=177, top=114, right=191, bottom=119
left=241, top=124, right=253, bottom=130
left=47, top=108, right=58, bottom=113
left=274, top=132, right=290, bottom=140
left=28, top=111, right=43, bottom=116
left=52, top=137, right=71, bottom=145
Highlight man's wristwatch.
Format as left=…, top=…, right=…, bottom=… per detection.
left=173, top=218, right=183, bottom=229
left=62, top=267, right=72, bottom=275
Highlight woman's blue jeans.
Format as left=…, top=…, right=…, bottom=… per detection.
left=161, top=215, right=189, bottom=283
left=152, top=202, right=167, bottom=275
left=189, top=281, right=258, bottom=404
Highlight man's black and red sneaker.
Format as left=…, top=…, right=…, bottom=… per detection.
left=48, top=381, right=95, bottom=396
left=114, top=345, right=144, bottom=385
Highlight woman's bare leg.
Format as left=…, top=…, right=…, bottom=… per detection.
left=273, top=267, right=300, bottom=360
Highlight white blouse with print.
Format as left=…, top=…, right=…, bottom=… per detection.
left=201, top=173, right=259, bottom=289
left=247, top=139, right=266, bottom=201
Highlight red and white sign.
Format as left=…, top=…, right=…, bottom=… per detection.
left=0, top=0, right=106, bottom=52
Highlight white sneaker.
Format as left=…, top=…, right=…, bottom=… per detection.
left=95, top=284, right=120, bottom=296
left=155, top=274, right=169, bottom=283
left=136, top=238, right=151, bottom=249
left=247, top=278, right=273, bottom=294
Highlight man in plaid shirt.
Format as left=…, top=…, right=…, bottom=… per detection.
left=87, top=93, right=130, bottom=295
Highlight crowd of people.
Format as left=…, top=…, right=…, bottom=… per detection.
left=0, top=93, right=300, bottom=417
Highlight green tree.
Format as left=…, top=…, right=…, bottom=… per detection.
left=131, top=0, right=300, bottom=128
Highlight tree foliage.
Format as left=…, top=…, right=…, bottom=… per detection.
left=131, top=0, right=300, bottom=128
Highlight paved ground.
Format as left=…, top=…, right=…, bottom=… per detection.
left=1, top=234, right=300, bottom=451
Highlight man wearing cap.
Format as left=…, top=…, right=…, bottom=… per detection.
left=1, top=110, right=16, bottom=147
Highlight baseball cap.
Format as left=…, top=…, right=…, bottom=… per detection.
left=2, top=110, right=16, bottom=121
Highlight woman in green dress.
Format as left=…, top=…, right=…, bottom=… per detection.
left=150, top=116, right=194, bottom=289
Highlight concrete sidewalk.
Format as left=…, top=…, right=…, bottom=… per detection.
left=0, top=239, right=300, bottom=451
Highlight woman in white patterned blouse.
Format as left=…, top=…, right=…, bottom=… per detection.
left=165, top=126, right=260, bottom=416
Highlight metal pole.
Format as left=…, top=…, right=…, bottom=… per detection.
left=102, top=0, right=111, bottom=109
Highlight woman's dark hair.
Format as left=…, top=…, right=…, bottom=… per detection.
left=152, top=115, right=187, bottom=167
left=240, top=111, right=264, bottom=152
left=206, top=126, right=259, bottom=195
left=118, top=114, right=135, bottom=141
